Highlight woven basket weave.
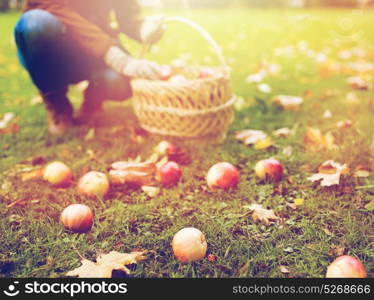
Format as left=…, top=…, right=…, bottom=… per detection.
left=131, top=17, right=235, bottom=140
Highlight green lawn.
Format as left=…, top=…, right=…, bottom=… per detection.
left=0, top=8, right=373, bottom=278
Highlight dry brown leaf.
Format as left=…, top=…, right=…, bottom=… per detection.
left=21, top=168, right=44, bottom=182
left=347, top=76, right=371, bottom=90
left=280, top=265, right=290, bottom=274
left=235, top=130, right=268, bottom=146
left=141, top=186, right=160, bottom=197
left=245, top=204, right=279, bottom=225
left=307, top=160, right=349, bottom=187
left=110, top=161, right=157, bottom=186
left=272, top=95, right=303, bottom=110
left=304, top=127, right=337, bottom=151
left=66, top=251, right=146, bottom=278
left=353, top=165, right=372, bottom=178
left=0, top=112, right=19, bottom=135
left=273, top=127, right=291, bottom=138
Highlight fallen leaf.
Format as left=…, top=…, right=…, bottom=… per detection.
left=141, top=186, right=160, bottom=197
left=353, top=165, right=371, bottom=178
left=294, top=198, right=304, bottom=206
left=304, top=127, right=337, bottom=151
left=110, top=161, right=157, bottom=186
left=347, top=76, right=371, bottom=90
left=0, top=112, right=19, bottom=135
left=254, top=137, right=274, bottom=150
left=235, top=130, right=268, bottom=146
left=280, top=265, right=290, bottom=274
left=323, top=110, right=333, bottom=119
left=21, top=168, right=44, bottom=182
left=257, top=83, right=272, bottom=93
left=307, top=160, right=349, bottom=187
left=282, top=146, right=293, bottom=157
left=273, top=128, right=291, bottom=138
left=84, top=128, right=95, bottom=141
left=272, top=95, right=303, bottom=110
left=244, top=204, right=279, bottom=225
left=66, top=251, right=146, bottom=278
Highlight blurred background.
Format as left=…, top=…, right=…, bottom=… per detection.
left=0, top=0, right=373, bottom=12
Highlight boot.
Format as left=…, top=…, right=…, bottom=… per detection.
left=42, top=89, right=73, bottom=135
left=75, top=83, right=105, bottom=125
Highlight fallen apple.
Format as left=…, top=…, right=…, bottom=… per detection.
left=207, top=162, right=240, bottom=190
left=326, top=255, right=367, bottom=278
left=61, top=204, right=93, bottom=233
left=158, top=161, right=182, bottom=187
left=172, top=227, right=207, bottom=263
left=154, top=141, right=178, bottom=157
left=43, top=161, right=72, bottom=186
left=78, top=171, right=109, bottom=198
left=254, top=158, right=283, bottom=182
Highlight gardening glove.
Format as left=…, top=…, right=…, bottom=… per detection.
left=140, top=16, right=166, bottom=45
left=104, top=46, right=165, bottom=80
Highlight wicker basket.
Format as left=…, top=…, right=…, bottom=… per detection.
left=131, top=17, right=235, bottom=140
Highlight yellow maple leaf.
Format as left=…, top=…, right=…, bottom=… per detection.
left=66, top=251, right=147, bottom=278
left=254, top=137, right=274, bottom=150
left=245, top=204, right=279, bottom=225
left=304, top=127, right=337, bottom=151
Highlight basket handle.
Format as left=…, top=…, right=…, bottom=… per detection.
left=138, top=16, right=229, bottom=75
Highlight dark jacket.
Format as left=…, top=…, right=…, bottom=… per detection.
left=25, top=0, right=143, bottom=58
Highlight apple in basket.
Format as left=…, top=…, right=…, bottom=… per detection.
left=172, top=227, right=208, bottom=263
left=61, top=204, right=93, bottom=233
left=169, top=74, right=188, bottom=83
left=160, top=65, right=173, bottom=80
left=78, top=171, right=110, bottom=198
left=207, top=162, right=240, bottom=191
left=199, top=68, right=217, bottom=78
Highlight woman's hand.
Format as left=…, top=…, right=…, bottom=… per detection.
left=140, top=16, right=166, bottom=45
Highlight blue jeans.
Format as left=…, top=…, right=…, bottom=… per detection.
left=14, top=9, right=131, bottom=101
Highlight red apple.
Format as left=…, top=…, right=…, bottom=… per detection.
left=254, top=158, right=283, bottom=182
left=326, top=255, right=367, bottom=278
left=154, top=141, right=178, bottom=156
left=43, top=161, right=72, bottom=186
left=158, top=161, right=182, bottom=187
left=207, top=162, right=240, bottom=190
left=78, top=171, right=109, bottom=198
left=61, top=204, right=93, bottom=233
left=199, top=68, right=217, bottom=78
left=160, top=66, right=173, bottom=80
left=169, top=75, right=187, bottom=83
left=172, top=227, right=207, bottom=263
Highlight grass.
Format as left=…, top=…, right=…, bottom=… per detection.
left=0, top=8, right=373, bottom=278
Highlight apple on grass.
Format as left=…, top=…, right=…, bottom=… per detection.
left=254, top=158, right=283, bottom=182
left=78, top=171, right=110, bottom=198
left=172, top=228, right=207, bottom=263
left=207, top=162, right=240, bottom=190
left=158, top=161, right=182, bottom=187
left=326, top=255, right=367, bottom=278
left=43, top=161, right=72, bottom=186
left=154, top=141, right=178, bottom=157
left=61, top=204, right=93, bottom=233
